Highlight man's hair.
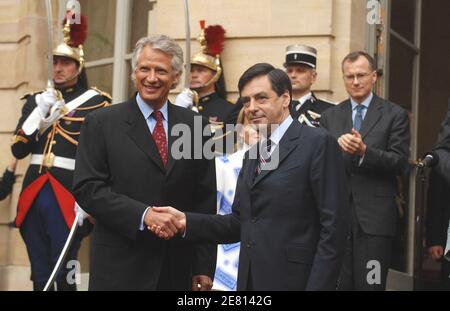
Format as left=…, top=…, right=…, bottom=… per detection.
left=238, top=63, right=292, bottom=100
left=131, top=34, right=183, bottom=87
left=341, top=51, right=376, bottom=72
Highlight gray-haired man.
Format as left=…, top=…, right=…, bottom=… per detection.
left=73, top=35, right=217, bottom=290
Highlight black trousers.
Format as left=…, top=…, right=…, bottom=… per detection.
left=440, top=257, right=450, bottom=290
left=337, top=203, right=393, bottom=291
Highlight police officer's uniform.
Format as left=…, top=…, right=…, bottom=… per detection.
left=284, top=44, right=334, bottom=127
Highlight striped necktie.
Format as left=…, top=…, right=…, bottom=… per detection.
left=255, top=139, right=272, bottom=176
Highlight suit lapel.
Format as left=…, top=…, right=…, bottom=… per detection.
left=165, top=102, right=178, bottom=177
left=252, top=122, right=300, bottom=188
left=240, top=145, right=257, bottom=188
left=359, top=95, right=382, bottom=139
left=125, top=96, right=165, bottom=173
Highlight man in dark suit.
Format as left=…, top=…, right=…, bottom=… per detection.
left=72, top=34, right=217, bottom=291
left=284, top=45, right=334, bottom=127
left=151, top=63, right=349, bottom=290
left=426, top=168, right=450, bottom=290
left=320, top=51, right=410, bottom=290
left=433, top=99, right=450, bottom=185
left=426, top=98, right=450, bottom=290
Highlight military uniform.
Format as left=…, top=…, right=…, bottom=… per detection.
left=0, top=168, right=15, bottom=201
left=290, top=92, right=334, bottom=127
left=11, top=81, right=111, bottom=290
left=198, top=92, right=239, bottom=125
left=284, top=44, right=334, bottom=127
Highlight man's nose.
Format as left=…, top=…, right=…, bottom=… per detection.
left=146, top=70, right=158, bottom=82
left=247, top=99, right=258, bottom=112
left=352, top=77, right=360, bottom=86
left=53, top=63, right=62, bottom=71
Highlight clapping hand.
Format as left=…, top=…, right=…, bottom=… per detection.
left=337, top=128, right=366, bottom=156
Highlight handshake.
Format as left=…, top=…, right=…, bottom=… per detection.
left=144, top=207, right=186, bottom=240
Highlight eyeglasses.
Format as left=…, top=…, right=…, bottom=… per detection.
left=343, top=72, right=373, bottom=82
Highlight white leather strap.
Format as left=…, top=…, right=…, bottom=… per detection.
left=21, top=89, right=100, bottom=136
left=65, top=89, right=99, bottom=112
left=30, top=154, right=75, bottom=171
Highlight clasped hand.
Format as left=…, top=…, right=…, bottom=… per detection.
left=144, top=206, right=186, bottom=240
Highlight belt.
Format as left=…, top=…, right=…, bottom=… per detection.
left=30, top=154, right=75, bottom=171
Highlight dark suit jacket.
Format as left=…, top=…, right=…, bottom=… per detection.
left=73, top=96, right=217, bottom=290
left=426, top=169, right=450, bottom=248
left=185, top=121, right=349, bottom=290
left=320, top=94, right=410, bottom=237
left=434, top=99, right=450, bottom=185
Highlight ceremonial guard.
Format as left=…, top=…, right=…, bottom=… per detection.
left=284, top=45, right=334, bottom=126
left=11, top=13, right=111, bottom=291
left=176, top=21, right=240, bottom=153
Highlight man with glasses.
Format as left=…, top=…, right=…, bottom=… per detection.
left=320, top=51, right=410, bottom=290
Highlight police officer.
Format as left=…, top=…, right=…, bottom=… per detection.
left=284, top=44, right=334, bottom=127
left=11, top=15, right=111, bottom=291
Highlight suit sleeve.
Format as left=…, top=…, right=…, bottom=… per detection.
left=11, top=98, right=39, bottom=159
left=426, top=169, right=448, bottom=247
left=359, top=108, right=410, bottom=175
left=434, top=99, right=450, bottom=185
left=73, top=113, right=148, bottom=241
left=319, top=110, right=329, bottom=129
left=185, top=157, right=243, bottom=244
left=434, top=99, right=450, bottom=151
left=191, top=120, right=219, bottom=277
left=306, top=132, right=350, bottom=290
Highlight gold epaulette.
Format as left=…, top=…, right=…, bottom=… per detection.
left=11, top=134, right=29, bottom=145
left=91, top=86, right=112, bottom=101
left=20, top=90, right=44, bottom=100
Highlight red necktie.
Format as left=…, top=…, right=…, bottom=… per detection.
left=151, top=111, right=168, bottom=167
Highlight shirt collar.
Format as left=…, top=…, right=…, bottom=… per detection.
left=351, top=92, right=373, bottom=111
left=136, top=93, right=168, bottom=121
left=294, top=92, right=312, bottom=105
left=266, top=115, right=293, bottom=146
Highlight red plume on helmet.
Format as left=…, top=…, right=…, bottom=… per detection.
left=62, top=13, right=88, bottom=47
left=204, top=25, right=225, bottom=57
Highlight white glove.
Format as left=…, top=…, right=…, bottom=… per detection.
left=175, top=88, right=194, bottom=109
left=75, top=203, right=90, bottom=227
left=35, top=89, right=59, bottom=117
left=38, top=96, right=66, bottom=133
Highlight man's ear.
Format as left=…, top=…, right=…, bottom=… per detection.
left=371, top=70, right=378, bottom=85
left=171, top=72, right=181, bottom=89
left=312, top=70, right=317, bottom=83
left=282, top=91, right=291, bottom=108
